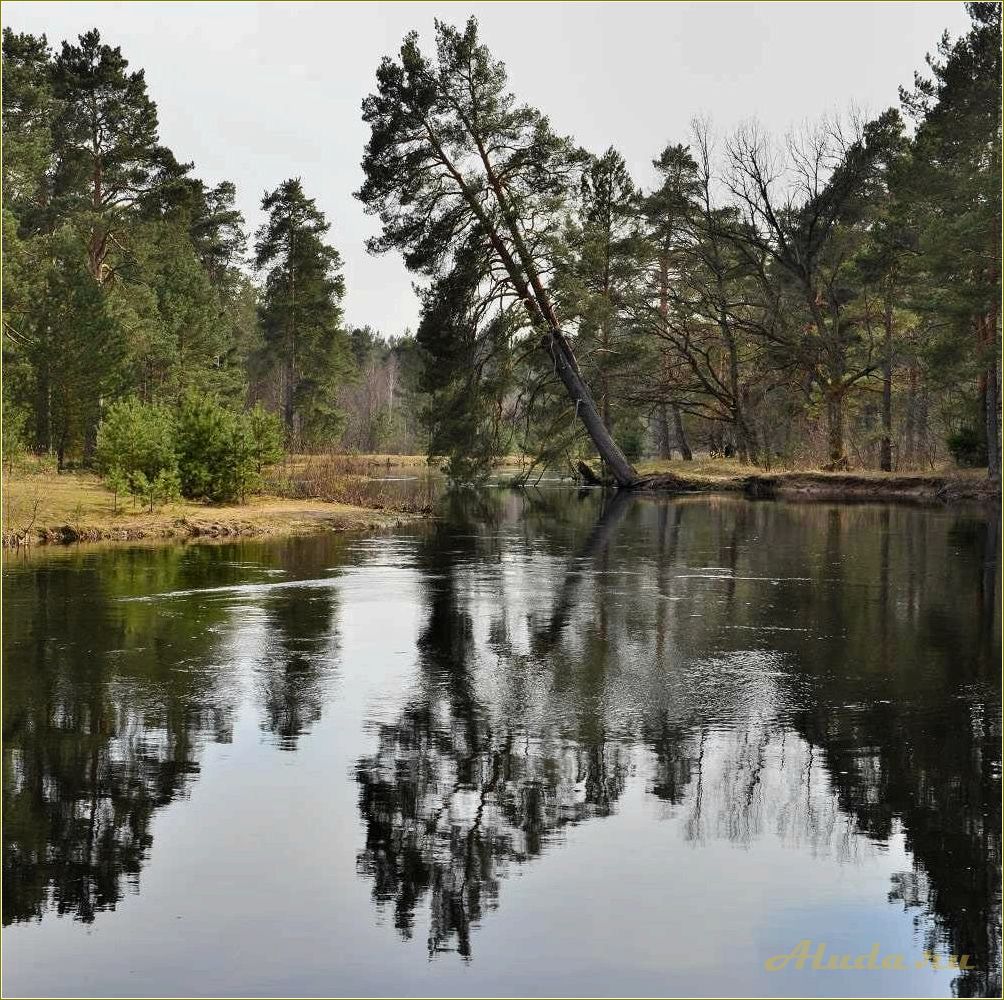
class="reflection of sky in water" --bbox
[3,492,999,997]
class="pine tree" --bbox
[852,119,913,471]
[357,17,639,485]
[132,219,242,401]
[901,1,1002,478]
[254,178,350,444]
[2,30,56,444]
[638,143,703,460]
[51,28,177,282]
[33,229,128,466]
[189,180,247,284]
[556,148,645,463]
[415,241,522,479]
[1,29,54,219]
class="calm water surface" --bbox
[3,489,1000,997]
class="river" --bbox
[2,487,1000,997]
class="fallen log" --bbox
[576,461,603,486]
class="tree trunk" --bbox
[576,460,603,486]
[285,261,297,437]
[442,135,638,486]
[723,322,747,462]
[987,361,1001,480]
[599,372,611,481]
[741,417,759,466]
[880,298,893,472]
[904,366,917,466]
[548,336,638,485]
[672,405,692,461]
[826,391,844,463]
[918,383,930,468]
[34,362,51,454]
[83,420,98,465]
[657,405,672,459]
[283,361,296,436]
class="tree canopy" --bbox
[2,8,1000,482]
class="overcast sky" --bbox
[5,1,972,334]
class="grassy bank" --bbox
[635,458,1000,504]
[279,453,437,474]
[2,465,428,548]
[5,453,996,549]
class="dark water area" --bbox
[2,489,1000,997]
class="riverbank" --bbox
[5,456,997,549]
[2,469,427,548]
[634,459,1001,504]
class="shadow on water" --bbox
[2,489,1001,995]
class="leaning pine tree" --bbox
[356,17,639,486]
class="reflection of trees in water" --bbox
[647,718,868,864]
[794,678,1000,997]
[356,719,628,957]
[4,493,998,997]
[2,535,346,928]
[782,510,1001,998]
[356,495,1001,993]
[355,501,631,956]
[246,536,344,749]
[2,546,240,925]
[255,588,339,750]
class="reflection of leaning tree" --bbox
[356,498,1001,990]
[355,507,629,956]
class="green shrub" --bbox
[946,425,988,467]
[246,404,284,473]
[129,468,182,512]
[175,393,235,501]
[96,398,179,511]
[98,395,284,507]
[176,395,283,503]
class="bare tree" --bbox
[721,114,898,463]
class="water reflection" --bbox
[253,544,342,750]
[352,494,1001,994]
[2,492,1000,996]
[355,502,632,956]
[2,546,241,925]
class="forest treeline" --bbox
[358,3,1001,482]
[2,4,1001,489]
[1,27,425,481]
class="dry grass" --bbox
[636,456,986,481]
[2,466,422,548]
[264,454,435,511]
[279,453,436,477]
[277,452,532,476]
[635,455,997,504]
[636,457,757,481]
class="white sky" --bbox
[4,1,973,334]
